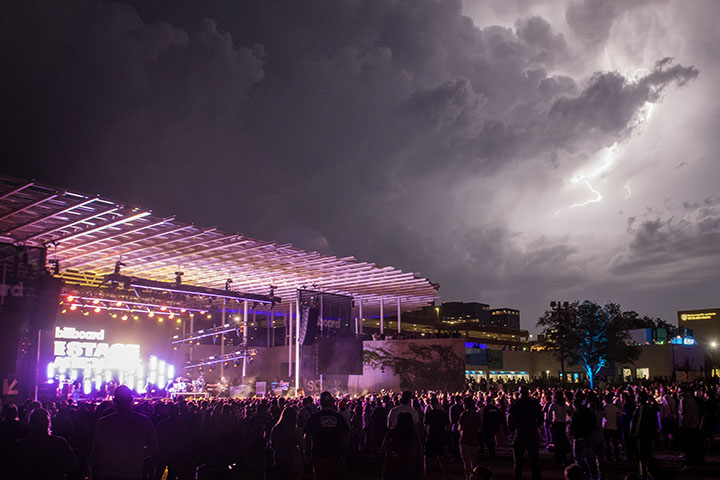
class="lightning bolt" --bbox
[624,180,632,199]
[554,181,603,218]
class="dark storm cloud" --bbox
[612,194,720,276]
[549,59,698,142]
[1,0,712,328]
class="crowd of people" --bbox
[0,378,718,480]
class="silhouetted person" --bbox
[9,408,78,480]
[508,385,542,480]
[678,386,703,469]
[458,397,482,480]
[630,391,657,479]
[0,403,22,453]
[270,406,304,480]
[304,391,349,480]
[91,385,158,480]
[482,396,500,459]
[381,412,423,480]
[156,403,192,479]
[569,397,598,480]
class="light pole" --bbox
[551,301,569,386]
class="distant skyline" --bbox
[3,1,719,332]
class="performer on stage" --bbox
[194,373,206,393]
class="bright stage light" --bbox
[94,307,102,313]
[67,296,75,302]
[47,362,55,379]
[83,380,92,395]
[70,304,78,311]
[92,299,100,305]
[167,364,175,379]
[148,312,155,318]
[70,369,78,380]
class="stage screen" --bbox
[318,335,363,375]
[40,307,182,396]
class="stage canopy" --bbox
[0,175,439,315]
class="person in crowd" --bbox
[424,395,450,472]
[388,390,421,432]
[249,402,273,461]
[659,387,677,450]
[458,397,482,480]
[91,385,158,480]
[0,403,22,453]
[371,397,389,453]
[381,412,424,480]
[563,463,583,480]
[263,404,282,480]
[508,385,543,480]
[448,395,464,460]
[155,402,192,480]
[298,396,315,431]
[9,408,79,480]
[678,386,703,469]
[620,391,636,462]
[701,388,717,450]
[569,396,598,480]
[482,395,500,460]
[270,406,304,480]
[350,404,365,454]
[304,391,350,479]
[630,391,659,479]
[602,393,622,461]
[548,390,570,467]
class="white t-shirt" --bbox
[548,402,568,424]
[387,404,420,430]
[602,403,620,430]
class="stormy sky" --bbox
[2,0,718,331]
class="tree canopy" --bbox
[537,300,641,388]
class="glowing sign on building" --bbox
[680,311,717,321]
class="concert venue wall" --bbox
[352,338,466,393]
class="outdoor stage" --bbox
[0,174,439,401]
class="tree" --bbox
[537,300,640,389]
[363,343,465,391]
[623,311,680,339]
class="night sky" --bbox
[2,0,718,331]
